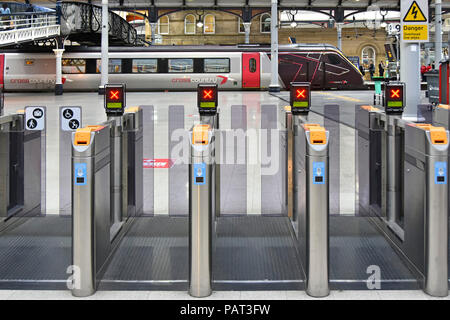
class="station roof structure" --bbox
[24,0,449,10]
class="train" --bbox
[0,44,365,91]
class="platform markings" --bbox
[316,92,363,103]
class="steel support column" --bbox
[435,0,443,68]
[100,0,109,94]
[269,0,280,92]
[400,41,421,118]
[53,48,64,96]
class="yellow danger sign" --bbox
[402,24,428,41]
[403,1,427,22]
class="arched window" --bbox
[158,15,169,35]
[184,14,196,34]
[204,14,215,34]
[361,46,376,71]
[260,13,271,33]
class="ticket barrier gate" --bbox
[292,119,330,298]
[0,111,43,230]
[189,124,216,298]
[357,105,449,297]
[71,107,143,297]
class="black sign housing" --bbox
[197,84,218,116]
[290,82,311,115]
[104,84,126,116]
[384,82,405,114]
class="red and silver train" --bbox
[0,44,365,91]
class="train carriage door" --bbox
[242,53,260,88]
[0,54,4,89]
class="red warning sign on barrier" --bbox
[143,158,174,169]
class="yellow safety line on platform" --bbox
[317,92,363,103]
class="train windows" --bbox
[327,54,341,65]
[168,59,194,73]
[249,58,257,73]
[62,59,86,74]
[96,59,122,73]
[204,59,230,73]
[260,13,271,33]
[132,59,158,73]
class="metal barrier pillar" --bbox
[109,116,123,231]
[385,114,403,228]
[355,106,383,217]
[122,107,143,218]
[104,84,126,234]
[295,122,330,298]
[189,124,214,297]
[0,87,4,116]
[285,107,294,219]
[71,125,111,297]
[404,124,449,297]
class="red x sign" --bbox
[390,89,400,99]
[203,90,213,99]
[109,90,120,100]
[296,89,306,99]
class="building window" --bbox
[204,58,230,73]
[361,46,376,71]
[238,18,245,33]
[168,59,194,73]
[184,14,196,34]
[260,13,271,33]
[158,15,169,35]
[204,14,215,34]
[132,59,158,73]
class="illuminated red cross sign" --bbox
[109,90,120,100]
[390,89,400,99]
[203,89,213,100]
[296,89,306,99]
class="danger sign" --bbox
[401,0,429,42]
[403,1,427,22]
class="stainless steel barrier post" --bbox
[0,87,4,116]
[71,125,111,297]
[404,124,449,297]
[189,124,214,297]
[104,84,126,235]
[285,106,294,220]
[295,122,330,298]
[385,114,403,228]
[122,107,143,218]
